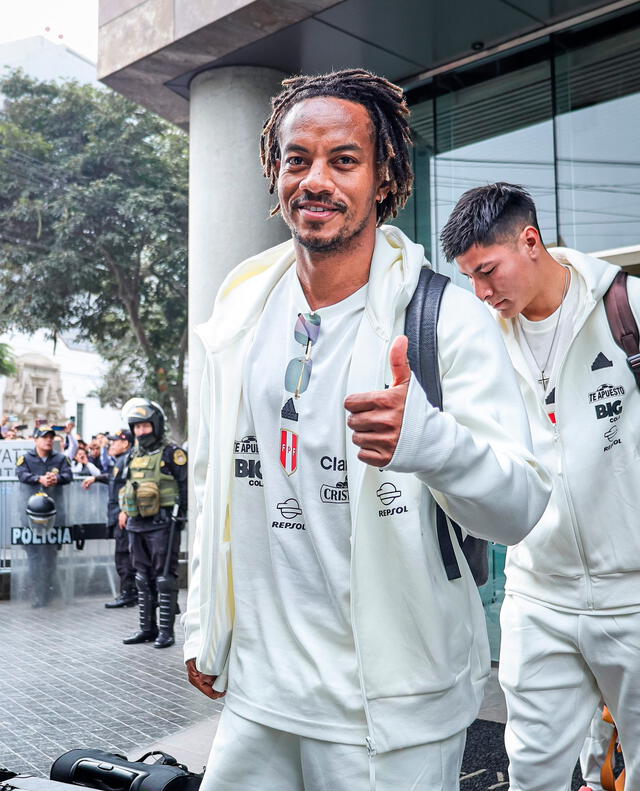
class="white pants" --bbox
[579,703,614,791]
[499,594,640,791]
[200,706,466,791]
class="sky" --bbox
[0,0,98,62]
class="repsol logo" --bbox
[378,506,408,517]
[604,439,622,452]
[588,384,625,403]
[235,458,262,486]
[594,400,622,420]
[12,527,72,545]
[271,521,306,530]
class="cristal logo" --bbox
[376,482,401,506]
[320,479,349,503]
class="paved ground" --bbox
[0,592,222,776]
[0,593,589,789]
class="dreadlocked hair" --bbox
[260,68,414,226]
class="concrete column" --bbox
[187,66,289,551]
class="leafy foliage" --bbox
[0,71,188,440]
[0,343,16,377]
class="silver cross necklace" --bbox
[519,266,570,392]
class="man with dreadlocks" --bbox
[183,69,550,790]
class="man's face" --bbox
[276,97,385,254]
[6,428,17,439]
[110,438,129,455]
[456,232,540,319]
[133,422,153,437]
[89,440,100,456]
[35,434,54,454]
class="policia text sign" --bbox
[11,526,73,545]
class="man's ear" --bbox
[522,225,541,258]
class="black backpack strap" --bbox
[405,267,462,581]
[604,270,640,389]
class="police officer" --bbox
[119,398,187,648]
[83,429,137,608]
[15,425,73,607]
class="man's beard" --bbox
[286,192,376,254]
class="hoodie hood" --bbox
[195,225,427,354]
[548,247,618,303]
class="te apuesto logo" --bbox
[588,383,625,403]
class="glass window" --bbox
[554,20,640,253]
[433,56,557,284]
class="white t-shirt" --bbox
[225,266,369,743]
[517,266,581,418]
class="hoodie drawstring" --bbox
[366,737,377,791]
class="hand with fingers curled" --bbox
[186,657,226,700]
[344,335,411,468]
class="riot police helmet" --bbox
[121,397,165,439]
[26,492,56,531]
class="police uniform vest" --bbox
[121,448,178,518]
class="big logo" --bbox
[280,429,298,476]
[594,400,622,420]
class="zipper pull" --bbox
[365,736,376,758]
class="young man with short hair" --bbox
[442,182,640,791]
[185,74,550,790]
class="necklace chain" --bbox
[519,266,570,391]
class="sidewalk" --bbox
[0,593,586,790]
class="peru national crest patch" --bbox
[280,429,298,476]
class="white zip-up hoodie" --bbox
[496,248,640,612]
[183,227,550,753]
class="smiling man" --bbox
[184,72,550,790]
[442,182,640,791]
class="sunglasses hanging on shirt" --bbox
[284,312,321,398]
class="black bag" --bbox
[405,266,489,587]
[50,750,203,791]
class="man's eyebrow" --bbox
[329,143,363,154]
[281,142,364,155]
[473,260,497,274]
[282,144,310,155]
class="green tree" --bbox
[0,342,16,377]
[0,71,188,440]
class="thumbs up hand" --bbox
[344,335,412,467]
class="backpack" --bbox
[603,270,640,389]
[404,266,489,587]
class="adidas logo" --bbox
[591,352,613,371]
[281,397,299,422]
